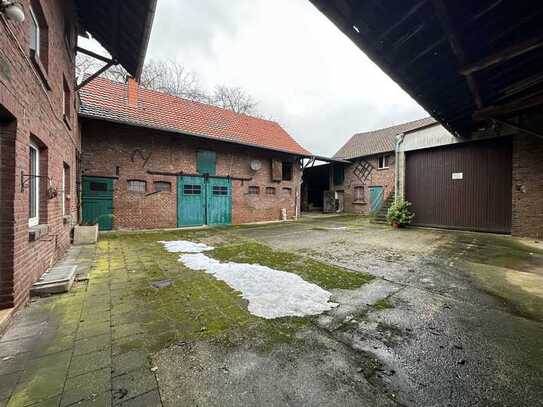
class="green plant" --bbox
[387,199,415,227]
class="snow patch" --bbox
[159,240,338,319]
[159,240,214,253]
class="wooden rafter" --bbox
[491,118,543,141]
[474,92,543,119]
[460,33,543,76]
[431,0,484,109]
[378,0,427,41]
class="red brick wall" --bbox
[512,134,543,239]
[331,153,395,214]
[81,120,301,229]
[0,0,80,309]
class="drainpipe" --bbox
[395,133,406,202]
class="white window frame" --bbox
[29,6,40,57]
[29,143,40,227]
[62,164,69,216]
[378,154,389,170]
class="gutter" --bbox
[394,132,406,201]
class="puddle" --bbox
[160,240,338,319]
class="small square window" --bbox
[154,181,171,193]
[378,155,389,170]
[282,187,292,195]
[266,187,276,195]
[248,186,260,195]
[127,180,146,193]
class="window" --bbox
[183,184,201,195]
[248,186,260,195]
[212,186,228,195]
[282,161,293,181]
[154,181,171,193]
[354,186,365,202]
[29,6,40,58]
[29,2,48,71]
[90,182,108,192]
[62,76,71,119]
[28,143,40,227]
[282,187,292,195]
[378,155,389,170]
[266,187,276,195]
[127,180,146,193]
[333,165,345,186]
[62,163,70,216]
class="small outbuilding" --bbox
[79,78,311,230]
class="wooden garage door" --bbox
[405,137,512,234]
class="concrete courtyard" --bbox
[1,215,542,406]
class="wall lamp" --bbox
[0,1,25,23]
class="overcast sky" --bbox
[82,0,427,156]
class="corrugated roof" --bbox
[79,77,311,156]
[333,117,436,160]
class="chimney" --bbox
[127,77,139,107]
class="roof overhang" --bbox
[76,0,157,79]
[79,113,312,158]
[310,1,543,136]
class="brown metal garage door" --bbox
[405,137,512,234]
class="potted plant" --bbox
[387,199,415,229]
[73,221,99,245]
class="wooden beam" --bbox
[474,92,543,119]
[76,61,116,90]
[76,47,117,65]
[460,33,543,76]
[492,118,543,141]
[378,0,427,41]
[431,0,484,108]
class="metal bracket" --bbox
[76,46,119,91]
[20,171,52,192]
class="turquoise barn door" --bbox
[177,176,206,227]
[369,186,384,214]
[206,177,232,225]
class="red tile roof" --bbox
[79,77,311,156]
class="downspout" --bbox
[395,133,406,202]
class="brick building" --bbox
[0,0,156,313]
[302,118,434,215]
[79,77,311,230]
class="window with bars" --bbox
[212,186,228,196]
[282,187,292,195]
[265,187,276,195]
[183,184,201,195]
[154,181,171,193]
[127,180,146,193]
[248,186,260,195]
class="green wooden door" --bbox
[82,177,114,231]
[206,178,232,225]
[178,176,206,227]
[369,186,384,214]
